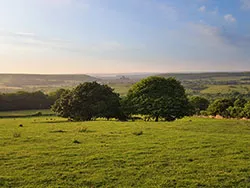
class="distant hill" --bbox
[0,74,99,93]
[158,72,250,80]
[1,72,250,97]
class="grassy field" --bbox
[1,117,250,187]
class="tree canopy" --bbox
[52,82,124,121]
[125,76,189,121]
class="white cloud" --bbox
[224,14,236,23]
[198,6,206,12]
[241,0,250,9]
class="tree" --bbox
[125,76,189,122]
[52,82,123,121]
[207,98,233,117]
[189,96,210,115]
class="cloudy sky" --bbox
[0,0,250,74]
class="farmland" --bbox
[1,117,250,187]
[1,72,250,98]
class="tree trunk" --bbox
[155,116,159,122]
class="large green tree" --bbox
[52,82,123,121]
[125,76,189,122]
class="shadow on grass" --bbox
[32,120,69,124]
[49,130,67,133]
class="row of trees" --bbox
[52,76,250,121]
[52,77,190,121]
[204,98,250,119]
[0,89,65,111]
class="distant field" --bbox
[0,117,249,187]
[1,72,250,96]
[109,83,133,96]
[201,85,250,94]
[0,109,53,117]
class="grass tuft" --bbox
[13,131,21,138]
[78,127,88,133]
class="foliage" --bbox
[242,101,250,118]
[189,96,210,115]
[52,82,124,121]
[48,89,68,102]
[0,91,53,111]
[226,106,243,119]
[234,98,247,108]
[125,76,189,121]
[51,89,72,119]
[207,98,234,117]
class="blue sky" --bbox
[0,0,250,74]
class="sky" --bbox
[0,0,250,74]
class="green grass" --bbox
[1,117,250,187]
[0,109,53,117]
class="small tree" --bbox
[125,76,189,122]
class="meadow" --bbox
[1,117,250,187]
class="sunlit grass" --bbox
[0,117,250,187]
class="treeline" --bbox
[2,76,250,121]
[0,89,65,111]
[202,98,250,119]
